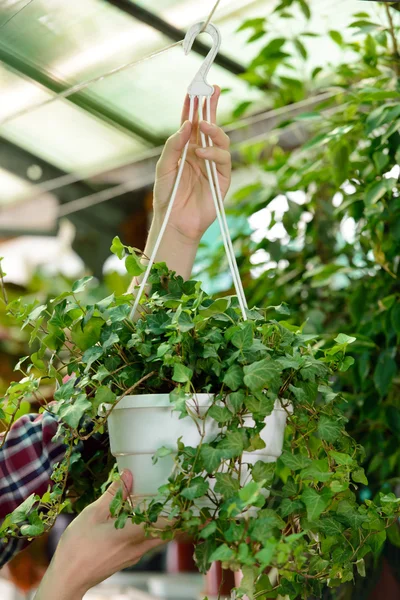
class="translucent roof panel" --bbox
[0,65,147,173]
[0,167,33,206]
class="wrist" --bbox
[35,559,86,600]
[151,212,202,248]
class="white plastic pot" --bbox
[107,394,291,500]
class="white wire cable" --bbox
[198,98,248,320]
[205,94,248,313]
[129,95,196,320]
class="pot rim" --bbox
[107,393,292,412]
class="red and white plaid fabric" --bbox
[0,411,65,567]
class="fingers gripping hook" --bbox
[184,22,222,97]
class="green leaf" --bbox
[93,386,116,411]
[329,451,354,466]
[209,544,235,562]
[301,488,331,521]
[54,378,76,401]
[231,323,254,350]
[319,517,345,536]
[329,30,343,46]
[152,446,173,465]
[10,494,37,524]
[58,393,92,429]
[172,363,193,383]
[72,276,93,294]
[180,477,209,500]
[279,498,304,518]
[20,512,45,537]
[218,431,244,459]
[251,461,275,485]
[255,540,277,567]
[229,390,245,413]
[125,254,145,277]
[223,364,244,391]
[82,346,104,369]
[208,404,232,423]
[109,487,123,517]
[336,501,367,528]
[294,38,307,59]
[177,312,195,332]
[71,318,103,352]
[200,445,223,473]
[280,451,311,471]
[317,416,342,443]
[374,349,397,397]
[334,334,356,345]
[300,459,333,482]
[115,512,129,529]
[200,521,217,539]
[243,359,280,392]
[110,236,125,259]
[352,468,368,485]
[214,473,240,499]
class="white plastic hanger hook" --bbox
[184,22,222,97]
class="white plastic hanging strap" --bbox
[130,22,248,321]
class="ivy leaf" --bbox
[125,254,144,277]
[300,459,333,482]
[223,365,244,391]
[54,378,76,401]
[93,386,116,412]
[110,236,125,259]
[109,487,123,517]
[318,517,345,536]
[10,494,37,525]
[200,445,223,473]
[209,544,235,562]
[218,432,244,459]
[317,416,342,443]
[58,394,92,429]
[214,473,240,499]
[301,488,332,521]
[279,498,304,518]
[336,500,367,528]
[255,540,277,567]
[181,477,209,500]
[72,276,93,294]
[334,334,356,345]
[152,446,173,465]
[208,404,232,423]
[280,451,312,471]
[329,451,354,466]
[20,512,45,537]
[82,346,104,369]
[172,364,193,383]
[200,521,217,539]
[251,461,275,485]
[352,468,368,485]
[231,323,254,351]
[229,390,245,413]
[243,359,280,392]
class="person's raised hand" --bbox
[35,471,164,600]
[154,85,232,244]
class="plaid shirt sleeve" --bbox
[0,411,66,567]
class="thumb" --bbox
[156,121,192,178]
[95,470,133,520]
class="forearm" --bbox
[34,560,84,600]
[129,214,199,293]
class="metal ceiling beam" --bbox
[0,137,126,277]
[105,0,246,76]
[0,45,163,146]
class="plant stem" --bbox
[385,4,400,76]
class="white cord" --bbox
[129,96,196,320]
[198,99,247,320]
[205,95,248,313]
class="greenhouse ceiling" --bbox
[0,0,373,227]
